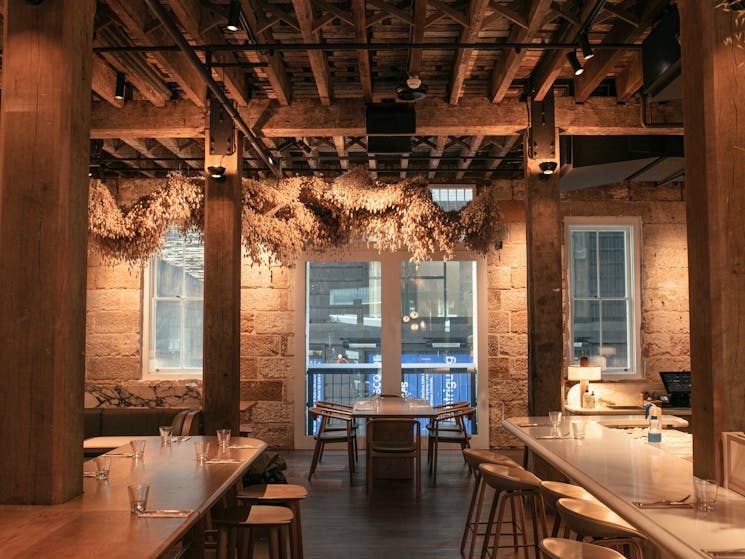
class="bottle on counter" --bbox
[648,406,662,443]
[582,388,595,409]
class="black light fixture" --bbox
[115,71,126,100]
[566,51,584,76]
[226,0,241,32]
[207,165,226,181]
[539,161,558,176]
[579,32,594,60]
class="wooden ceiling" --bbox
[23,0,682,182]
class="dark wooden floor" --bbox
[279,447,528,559]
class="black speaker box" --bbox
[366,103,416,134]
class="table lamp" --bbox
[567,364,602,408]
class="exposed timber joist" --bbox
[292,0,332,105]
[351,0,373,101]
[449,0,490,105]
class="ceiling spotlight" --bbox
[406,74,422,89]
[207,165,226,181]
[539,161,558,176]
[115,71,126,100]
[566,51,584,76]
[579,32,594,60]
[226,0,241,32]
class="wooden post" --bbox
[0,1,94,504]
[202,129,243,435]
[680,3,745,479]
[524,91,563,417]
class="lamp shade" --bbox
[567,365,602,381]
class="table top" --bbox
[566,404,692,417]
[352,398,436,418]
[0,435,266,559]
[504,417,745,559]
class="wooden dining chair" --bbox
[307,406,356,482]
[428,406,474,485]
[316,400,359,463]
[366,418,422,499]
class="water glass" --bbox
[127,483,149,514]
[549,410,562,426]
[571,421,586,440]
[194,440,210,464]
[130,439,146,460]
[216,428,231,449]
[159,425,174,445]
[693,477,718,512]
[95,456,111,480]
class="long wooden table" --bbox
[0,436,266,559]
[351,397,436,419]
[504,416,745,558]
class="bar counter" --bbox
[0,436,266,558]
[504,417,745,558]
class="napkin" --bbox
[137,510,194,518]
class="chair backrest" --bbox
[308,406,352,435]
[316,400,353,411]
[171,408,202,436]
[433,400,469,411]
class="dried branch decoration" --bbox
[88,169,505,266]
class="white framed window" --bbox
[143,227,204,377]
[566,217,642,380]
[430,186,474,212]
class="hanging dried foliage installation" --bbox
[88,169,505,267]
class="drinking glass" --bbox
[159,425,174,445]
[130,439,146,460]
[127,483,149,514]
[216,428,231,449]
[548,411,562,426]
[571,421,586,440]
[95,456,111,480]
[194,440,210,464]
[693,477,718,512]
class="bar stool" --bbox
[540,481,599,537]
[539,538,627,559]
[237,484,307,559]
[461,450,522,559]
[211,504,294,559]
[556,498,645,559]
[479,463,548,559]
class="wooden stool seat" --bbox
[211,505,293,559]
[541,481,599,537]
[237,484,307,559]
[480,463,541,491]
[461,451,524,559]
[556,498,644,559]
[540,538,627,559]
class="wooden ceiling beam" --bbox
[333,136,349,171]
[254,0,300,31]
[105,0,207,107]
[456,135,485,180]
[488,1,528,29]
[101,139,158,178]
[351,0,373,101]
[428,0,469,27]
[313,0,355,28]
[531,0,603,101]
[615,50,644,101]
[121,138,179,171]
[366,0,415,25]
[157,138,202,169]
[448,0,491,105]
[291,0,332,105]
[573,0,669,102]
[484,135,520,178]
[489,0,553,103]
[429,136,447,179]
[90,97,684,138]
[408,0,428,78]
[91,55,124,108]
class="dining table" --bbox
[0,435,266,559]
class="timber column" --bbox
[680,2,745,479]
[0,1,94,504]
[524,90,563,417]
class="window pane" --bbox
[157,260,184,297]
[572,300,600,360]
[183,301,203,368]
[571,231,597,298]
[601,300,629,368]
[598,231,627,298]
[154,301,181,368]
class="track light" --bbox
[226,0,241,32]
[579,32,594,60]
[539,161,558,177]
[566,51,584,76]
[115,71,126,100]
[207,165,226,181]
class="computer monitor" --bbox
[659,371,691,407]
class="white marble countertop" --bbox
[566,404,692,417]
[504,416,745,559]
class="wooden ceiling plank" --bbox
[425,12,447,27]
[312,12,337,33]
[92,55,124,108]
[428,135,447,179]
[105,0,207,107]
[601,4,640,26]
[456,135,485,180]
[291,0,332,105]
[122,138,177,171]
[488,1,528,29]
[549,1,579,26]
[256,15,281,34]
[615,50,644,101]
[428,0,469,27]
[531,0,603,101]
[484,134,519,178]
[573,0,669,102]
[240,0,292,106]
[366,11,389,28]
[255,0,301,31]
[333,136,349,171]
[101,140,158,177]
[351,0,373,101]
[448,0,491,105]
[366,0,415,25]
[158,138,202,169]
[314,0,356,27]
[409,0,428,77]
[489,0,553,103]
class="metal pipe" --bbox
[142,0,280,177]
[92,41,643,54]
